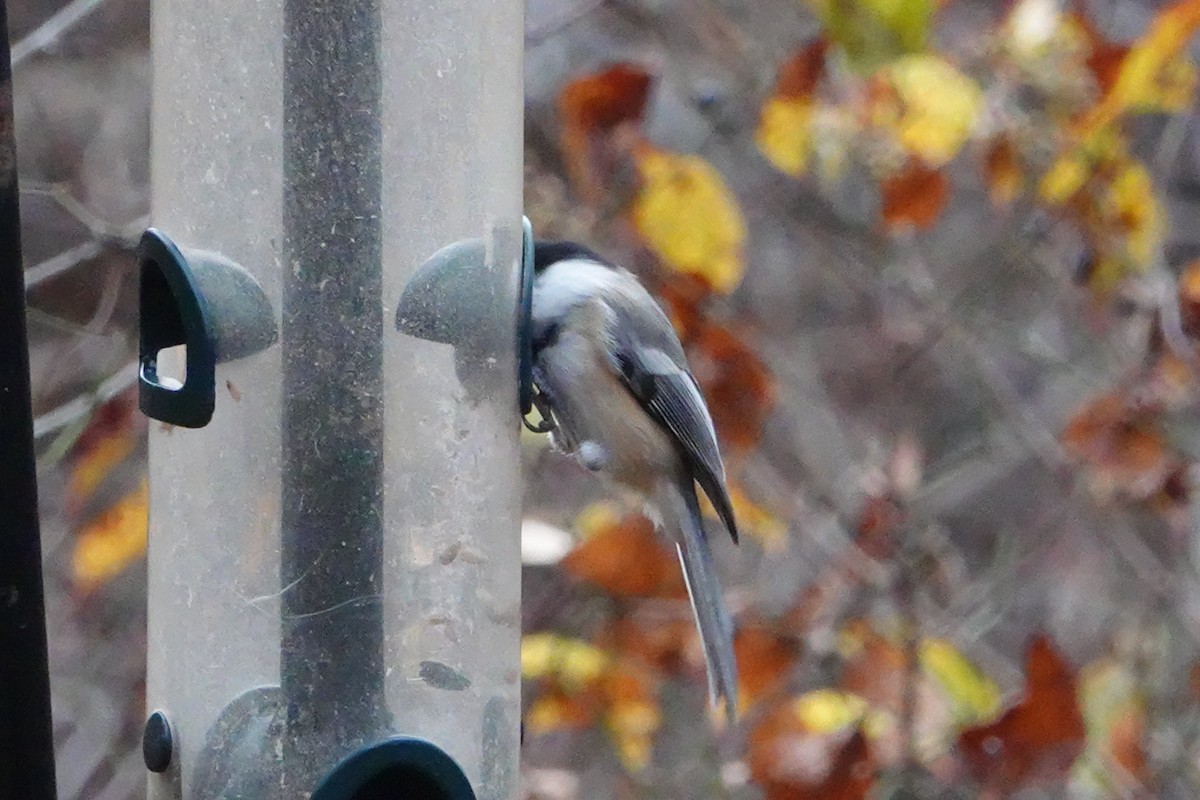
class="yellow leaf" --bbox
[521,633,611,688]
[756,97,815,177]
[811,0,934,70]
[794,689,869,733]
[1037,127,1125,204]
[607,697,661,771]
[1081,0,1200,132]
[526,692,593,735]
[876,54,982,167]
[1106,161,1163,269]
[920,638,1001,724]
[1039,149,1092,204]
[72,479,148,588]
[631,146,747,293]
[67,430,136,512]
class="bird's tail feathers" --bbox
[665,481,739,723]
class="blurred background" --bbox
[12,0,1200,796]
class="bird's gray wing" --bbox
[613,339,739,544]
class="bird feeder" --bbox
[141,0,524,796]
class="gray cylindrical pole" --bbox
[147,0,524,795]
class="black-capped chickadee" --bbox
[529,241,739,720]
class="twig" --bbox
[10,0,112,68]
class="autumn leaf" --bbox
[1102,160,1163,271]
[1061,393,1177,502]
[1081,0,1200,132]
[734,623,801,710]
[1039,137,1164,291]
[959,635,1086,790]
[558,63,654,202]
[838,621,1002,763]
[881,159,949,229]
[602,664,662,771]
[684,319,777,453]
[984,137,1024,207]
[920,638,1001,725]
[561,507,686,598]
[756,41,829,177]
[599,614,697,677]
[1069,9,1131,96]
[758,95,818,178]
[525,685,597,734]
[1178,259,1200,336]
[723,484,789,551]
[522,632,612,688]
[1074,658,1147,793]
[65,387,144,518]
[873,54,982,167]
[631,145,747,293]
[72,479,148,589]
[521,631,663,771]
[856,494,903,559]
[812,0,934,71]
[749,700,875,800]
[839,620,908,714]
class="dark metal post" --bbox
[280,0,387,791]
[0,1,59,796]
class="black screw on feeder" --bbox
[143,711,174,773]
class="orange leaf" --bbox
[558,64,653,202]
[1061,393,1175,502]
[561,512,685,598]
[840,620,907,713]
[687,321,776,453]
[1064,6,1131,97]
[602,663,662,770]
[881,160,949,230]
[65,387,143,517]
[984,137,1023,207]
[735,624,800,710]
[776,40,830,99]
[559,64,654,134]
[72,479,149,589]
[749,703,874,800]
[958,635,1085,790]
[601,615,697,676]
[1178,259,1200,336]
[1106,704,1146,785]
[526,684,602,734]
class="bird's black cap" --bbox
[532,240,613,273]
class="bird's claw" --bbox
[523,389,557,434]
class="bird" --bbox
[528,240,739,720]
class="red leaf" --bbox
[881,160,950,229]
[958,635,1085,791]
[558,64,653,202]
[775,40,830,99]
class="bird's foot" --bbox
[523,389,557,433]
